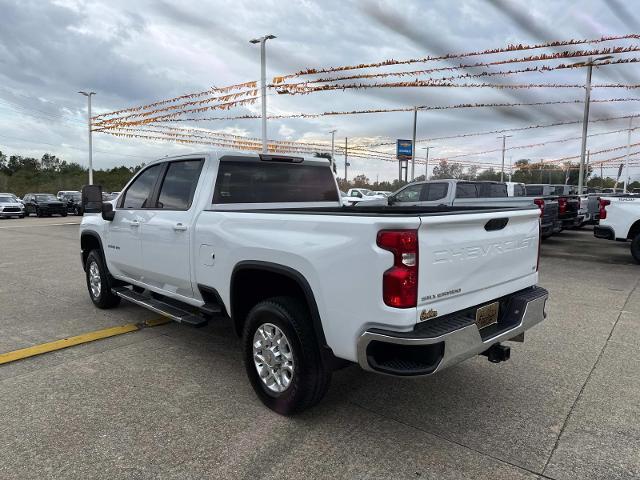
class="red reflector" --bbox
[377,230,419,308]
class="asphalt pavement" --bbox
[0,216,638,479]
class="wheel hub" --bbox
[252,323,294,393]
[89,261,101,298]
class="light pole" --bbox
[624,117,633,193]
[410,107,417,180]
[329,129,337,172]
[420,146,432,180]
[249,34,276,153]
[575,55,613,194]
[498,135,512,182]
[344,137,349,181]
[78,91,96,185]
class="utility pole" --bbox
[329,129,337,172]
[344,137,348,182]
[410,107,417,181]
[624,117,633,193]
[585,150,590,191]
[575,55,613,194]
[78,91,96,185]
[601,162,604,189]
[249,34,276,153]
[420,146,431,180]
[498,135,512,182]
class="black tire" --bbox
[61,211,67,217]
[19,215,24,219]
[85,250,121,309]
[36,207,43,218]
[631,234,640,264]
[242,296,331,415]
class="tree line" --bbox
[0,151,143,197]
[334,158,639,192]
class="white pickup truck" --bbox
[79,151,548,414]
[594,195,640,263]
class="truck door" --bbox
[140,159,204,298]
[107,163,164,281]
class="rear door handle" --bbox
[173,223,188,231]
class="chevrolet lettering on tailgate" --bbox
[433,236,536,264]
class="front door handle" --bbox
[173,223,188,232]
[130,220,140,227]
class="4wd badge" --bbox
[420,309,438,322]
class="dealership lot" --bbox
[0,217,638,479]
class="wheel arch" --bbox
[628,219,640,240]
[80,230,105,271]
[230,261,328,350]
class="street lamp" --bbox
[329,129,337,172]
[78,91,96,185]
[249,34,276,153]
[573,55,614,194]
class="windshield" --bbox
[0,196,14,203]
[35,194,58,201]
[361,189,375,196]
[65,193,81,200]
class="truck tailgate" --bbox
[416,208,539,321]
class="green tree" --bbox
[432,159,463,179]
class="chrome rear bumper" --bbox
[357,287,548,376]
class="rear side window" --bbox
[213,160,338,204]
[479,183,507,198]
[122,164,162,209]
[424,183,448,201]
[156,160,204,210]
[455,183,478,198]
[526,186,543,196]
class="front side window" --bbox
[514,184,525,197]
[350,191,362,198]
[213,160,338,204]
[425,183,448,201]
[156,160,204,210]
[394,184,423,202]
[122,164,163,209]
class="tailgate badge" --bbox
[420,309,438,322]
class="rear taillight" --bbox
[599,198,610,219]
[558,197,567,214]
[533,198,545,217]
[377,230,418,308]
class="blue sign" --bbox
[397,139,413,158]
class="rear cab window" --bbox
[212,157,339,204]
[455,183,479,198]
[478,183,507,198]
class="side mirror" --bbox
[387,196,395,205]
[101,202,115,221]
[81,185,103,213]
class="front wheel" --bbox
[631,234,640,264]
[242,296,331,415]
[85,250,121,309]
[61,211,67,217]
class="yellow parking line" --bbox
[0,318,172,365]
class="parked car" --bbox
[379,180,558,238]
[594,195,640,263]
[60,191,84,215]
[0,194,25,218]
[0,193,24,206]
[57,190,81,200]
[79,151,547,414]
[344,188,387,205]
[23,193,67,217]
[577,194,600,227]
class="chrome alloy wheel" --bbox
[89,261,102,299]
[253,323,295,393]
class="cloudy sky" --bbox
[0,0,639,182]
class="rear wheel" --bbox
[85,250,121,309]
[242,296,331,415]
[61,211,67,217]
[36,207,43,217]
[631,234,640,264]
